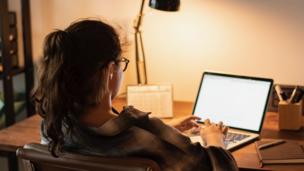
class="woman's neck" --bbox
[80,97,117,127]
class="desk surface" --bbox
[0,98,303,171]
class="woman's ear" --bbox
[107,61,115,80]
[102,61,115,99]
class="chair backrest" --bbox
[16,143,161,171]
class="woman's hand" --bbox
[200,119,228,148]
[170,116,201,132]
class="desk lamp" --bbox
[134,0,180,84]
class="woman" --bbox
[33,19,238,171]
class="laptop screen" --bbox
[193,72,273,132]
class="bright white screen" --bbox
[193,74,272,132]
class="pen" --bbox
[291,88,304,103]
[288,86,298,103]
[274,85,284,102]
[258,139,285,150]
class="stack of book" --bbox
[256,140,304,166]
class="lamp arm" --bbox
[134,0,148,84]
[134,0,146,31]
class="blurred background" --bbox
[7,0,304,101]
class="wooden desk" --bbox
[0,99,303,171]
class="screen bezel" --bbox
[192,71,273,133]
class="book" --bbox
[256,140,304,165]
[127,84,173,118]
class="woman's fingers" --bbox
[182,116,200,125]
[183,120,200,130]
[204,119,228,134]
[222,126,228,135]
[183,116,201,123]
[191,126,201,134]
[218,121,223,128]
[204,119,211,126]
[190,120,200,128]
[191,116,202,120]
[217,121,228,134]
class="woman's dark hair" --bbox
[32,19,122,156]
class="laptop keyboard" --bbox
[224,132,250,145]
[188,130,251,149]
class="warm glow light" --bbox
[28,0,304,101]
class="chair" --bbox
[16,143,161,171]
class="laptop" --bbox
[190,72,273,151]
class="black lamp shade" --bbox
[149,0,180,12]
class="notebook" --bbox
[256,140,304,165]
[190,72,273,151]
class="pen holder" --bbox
[278,101,302,130]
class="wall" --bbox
[143,0,304,101]
[10,0,304,101]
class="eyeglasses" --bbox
[115,57,129,72]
